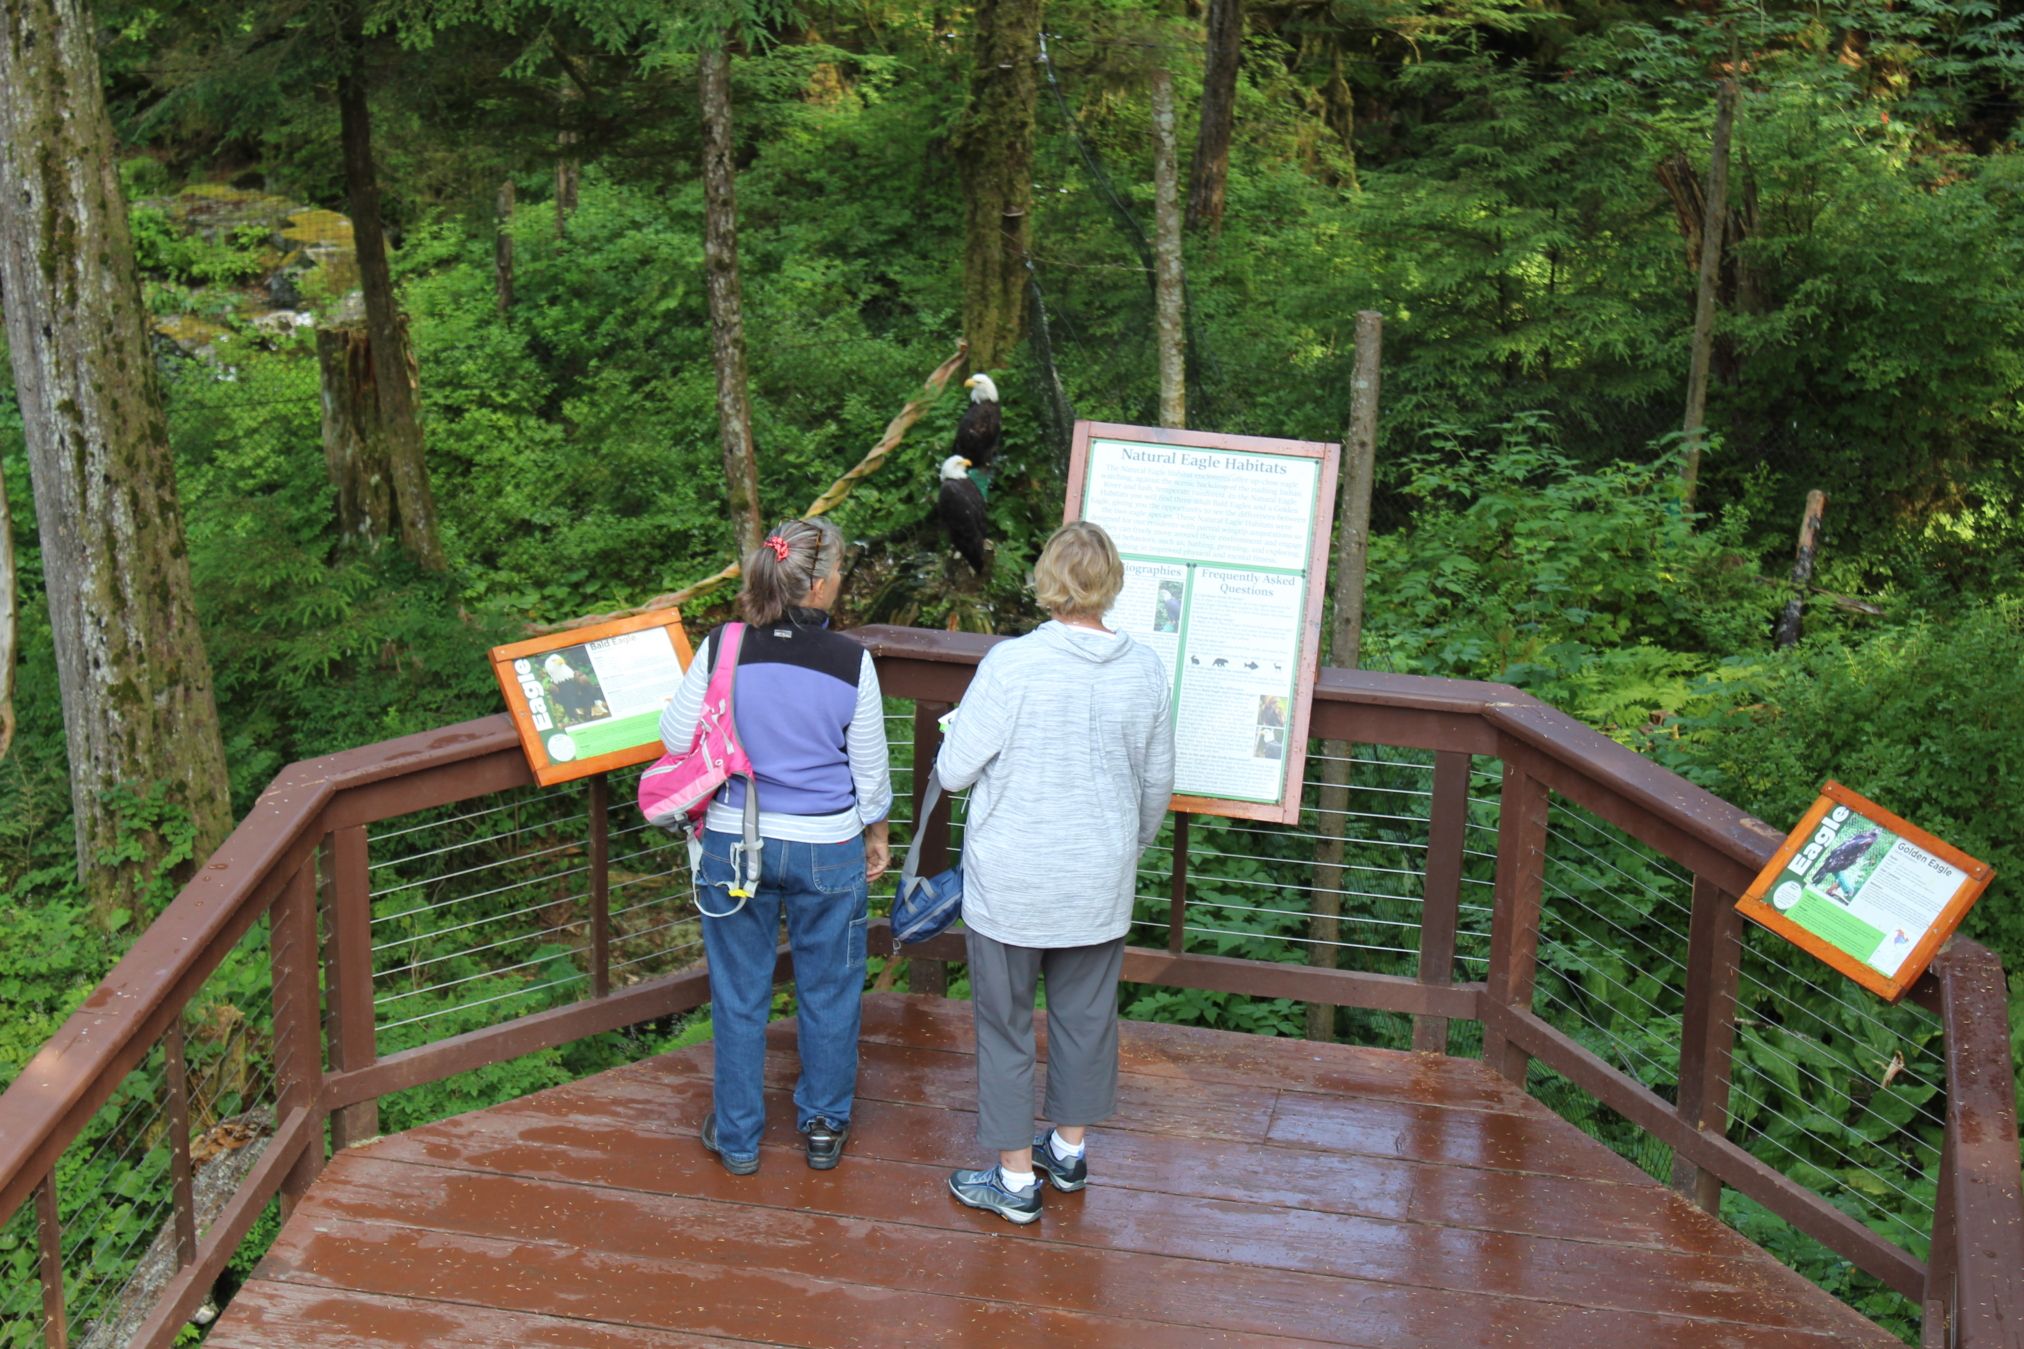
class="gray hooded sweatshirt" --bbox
[937,620,1176,948]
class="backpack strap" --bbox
[709,624,765,902]
[899,768,946,895]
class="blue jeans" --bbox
[697,828,869,1161]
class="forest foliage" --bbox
[1,0,2023,1335]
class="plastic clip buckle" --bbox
[725,837,765,899]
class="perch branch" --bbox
[530,341,968,635]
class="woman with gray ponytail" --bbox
[658,517,892,1175]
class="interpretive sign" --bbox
[490,610,695,786]
[1736,780,1995,1002]
[1065,421,1340,823]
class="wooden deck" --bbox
[209,993,1899,1349]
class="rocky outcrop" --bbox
[139,185,362,358]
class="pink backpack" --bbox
[637,623,763,915]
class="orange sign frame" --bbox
[1735,780,1995,1002]
[489,609,695,786]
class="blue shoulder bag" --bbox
[893,770,963,944]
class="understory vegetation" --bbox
[3,0,2024,1337]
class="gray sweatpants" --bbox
[966,929,1127,1151]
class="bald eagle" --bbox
[938,454,989,573]
[955,374,1002,468]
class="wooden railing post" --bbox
[1925,940,2024,1348]
[273,859,326,1214]
[36,1170,66,1349]
[1412,751,1469,1053]
[164,1015,197,1266]
[1306,752,1350,1043]
[1483,761,1550,1086]
[1670,875,1742,1214]
[589,772,611,999]
[1168,813,1191,953]
[325,826,379,1150]
[909,701,952,996]
[1923,1128,1958,1349]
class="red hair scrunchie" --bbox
[763,535,791,561]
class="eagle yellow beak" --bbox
[961,458,972,467]
[963,375,980,388]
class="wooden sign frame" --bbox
[1066,420,1341,825]
[489,609,695,786]
[1735,780,1995,1002]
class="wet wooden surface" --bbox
[210,993,1898,1348]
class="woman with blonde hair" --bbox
[939,520,1175,1222]
[659,517,891,1174]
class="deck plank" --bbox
[254,1216,1336,1349]
[256,1211,1884,1349]
[592,1038,1654,1182]
[850,994,1552,1116]
[369,1091,1749,1254]
[300,1149,1871,1334]
[218,994,1905,1349]
[204,1281,774,1349]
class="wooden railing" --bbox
[0,625,2016,1347]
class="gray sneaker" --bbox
[947,1166,1042,1224]
[1029,1129,1088,1193]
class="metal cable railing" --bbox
[0,641,2014,1349]
[0,918,283,1349]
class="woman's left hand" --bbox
[864,821,891,885]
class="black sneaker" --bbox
[700,1111,759,1175]
[804,1118,849,1170]
[948,1166,1042,1224]
[1029,1129,1088,1193]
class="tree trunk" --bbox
[952,0,1039,371]
[317,324,397,549]
[0,0,232,915]
[556,83,581,237]
[336,58,447,571]
[494,178,515,318]
[700,42,764,560]
[1151,69,1186,430]
[0,455,14,761]
[1307,311,1382,1042]
[1681,80,1738,514]
[1187,0,1244,235]
[1774,491,1826,649]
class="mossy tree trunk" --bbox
[700,41,764,560]
[0,455,14,760]
[337,54,447,571]
[556,80,582,238]
[1151,69,1186,430]
[0,0,232,915]
[1187,0,1244,234]
[952,0,1039,372]
[316,324,399,549]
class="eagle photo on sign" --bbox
[1768,804,1965,979]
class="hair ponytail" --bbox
[738,518,844,626]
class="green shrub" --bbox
[1649,599,2024,966]
[1361,415,1781,713]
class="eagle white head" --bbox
[939,454,973,480]
[964,374,999,403]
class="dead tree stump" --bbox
[316,323,397,551]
